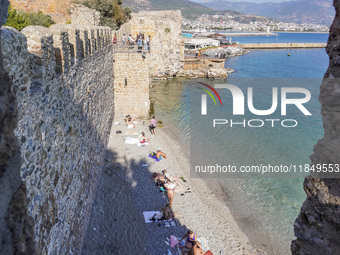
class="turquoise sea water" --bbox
[150,33,329,254]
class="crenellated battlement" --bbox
[20,25,111,80]
[1,24,115,254]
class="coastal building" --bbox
[185,38,220,50]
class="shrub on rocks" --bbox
[4,5,55,31]
[74,0,132,29]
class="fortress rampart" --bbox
[1,23,114,254]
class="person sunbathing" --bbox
[161,204,175,221]
[124,116,135,128]
[151,172,165,182]
[139,132,150,144]
[164,180,190,208]
[180,230,200,250]
[189,241,205,255]
[162,170,186,182]
[156,149,167,160]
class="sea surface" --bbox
[150,33,329,254]
[231,32,329,44]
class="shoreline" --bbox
[161,119,278,255]
[149,124,258,254]
[149,77,298,255]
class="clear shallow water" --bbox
[150,36,329,254]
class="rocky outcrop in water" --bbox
[201,46,248,59]
[291,1,340,254]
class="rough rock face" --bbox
[0,0,9,26]
[291,1,340,254]
[71,4,100,27]
[178,67,234,79]
[0,2,36,254]
[201,46,248,58]
[9,0,73,23]
[1,23,113,254]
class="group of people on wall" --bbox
[112,32,151,51]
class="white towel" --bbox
[125,137,139,145]
[143,211,164,223]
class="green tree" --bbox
[75,0,131,30]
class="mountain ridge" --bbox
[199,0,334,25]
[123,0,216,18]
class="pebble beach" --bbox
[81,118,268,255]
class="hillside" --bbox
[123,0,216,18]
[200,0,334,25]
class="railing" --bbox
[113,43,150,59]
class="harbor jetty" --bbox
[240,42,326,49]
[223,32,277,37]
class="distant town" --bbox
[183,13,329,33]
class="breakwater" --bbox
[240,43,326,49]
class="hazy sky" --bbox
[192,0,289,3]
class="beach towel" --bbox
[148,154,161,162]
[197,237,210,252]
[143,211,164,223]
[170,236,179,247]
[125,137,139,145]
[137,142,149,146]
[122,131,139,135]
[125,137,149,146]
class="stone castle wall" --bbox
[0,0,36,254]
[71,4,100,27]
[119,10,185,78]
[113,52,150,117]
[9,0,72,23]
[1,23,114,254]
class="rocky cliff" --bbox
[291,1,340,254]
[0,0,36,254]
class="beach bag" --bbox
[170,236,179,247]
[116,130,122,134]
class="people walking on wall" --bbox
[127,34,132,45]
[143,37,148,51]
[122,34,126,44]
[149,116,156,134]
[137,37,143,51]
[195,50,199,58]
[147,35,151,51]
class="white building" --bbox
[184,38,221,50]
